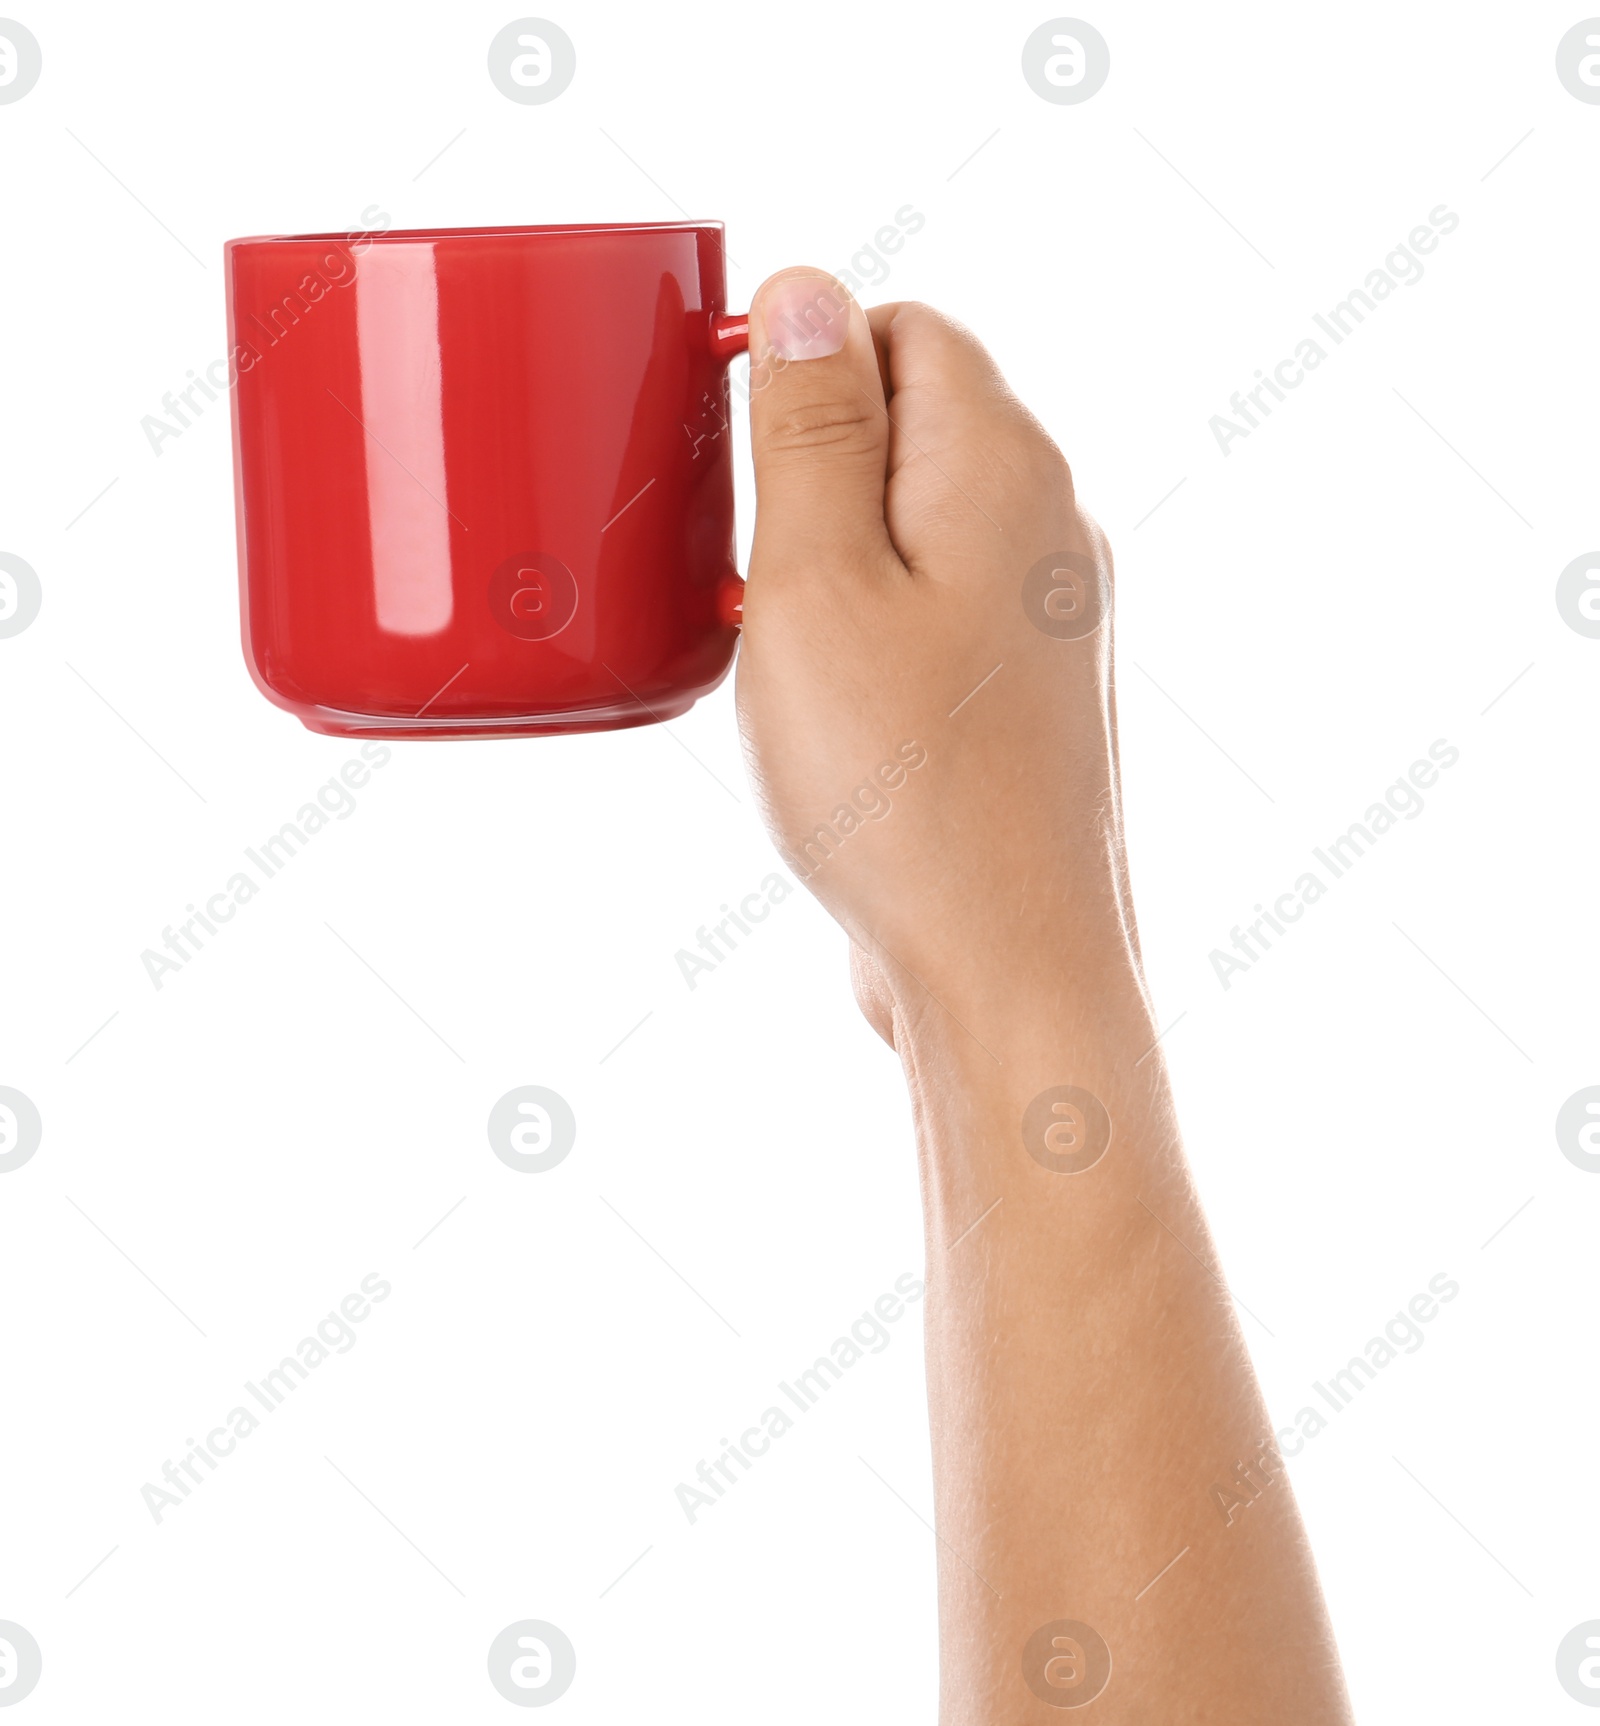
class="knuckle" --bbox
[890,299,937,328]
[761,395,882,461]
[894,301,989,369]
[993,412,1074,492]
[893,301,960,343]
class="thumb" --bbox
[745,267,894,571]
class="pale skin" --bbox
[734,267,1356,1724]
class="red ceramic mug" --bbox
[225,221,749,738]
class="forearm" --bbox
[892,955,1353,1724]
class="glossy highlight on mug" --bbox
[225,220,748,739]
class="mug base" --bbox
[296,694,698,741]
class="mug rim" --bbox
[226,219,724,249]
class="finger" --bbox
[862,300,1075,569]
[864,300,1048,454]
[746,267,897,574]
[868,317,893,402]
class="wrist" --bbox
[882,941,1183,1243]
[891,958,1165,1129]
[877,907,1154,1076]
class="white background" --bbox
[1,1,1596,1719]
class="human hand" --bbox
[735,267,1136,1047]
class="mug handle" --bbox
[709,309,749,361]
[709,309,750,626]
